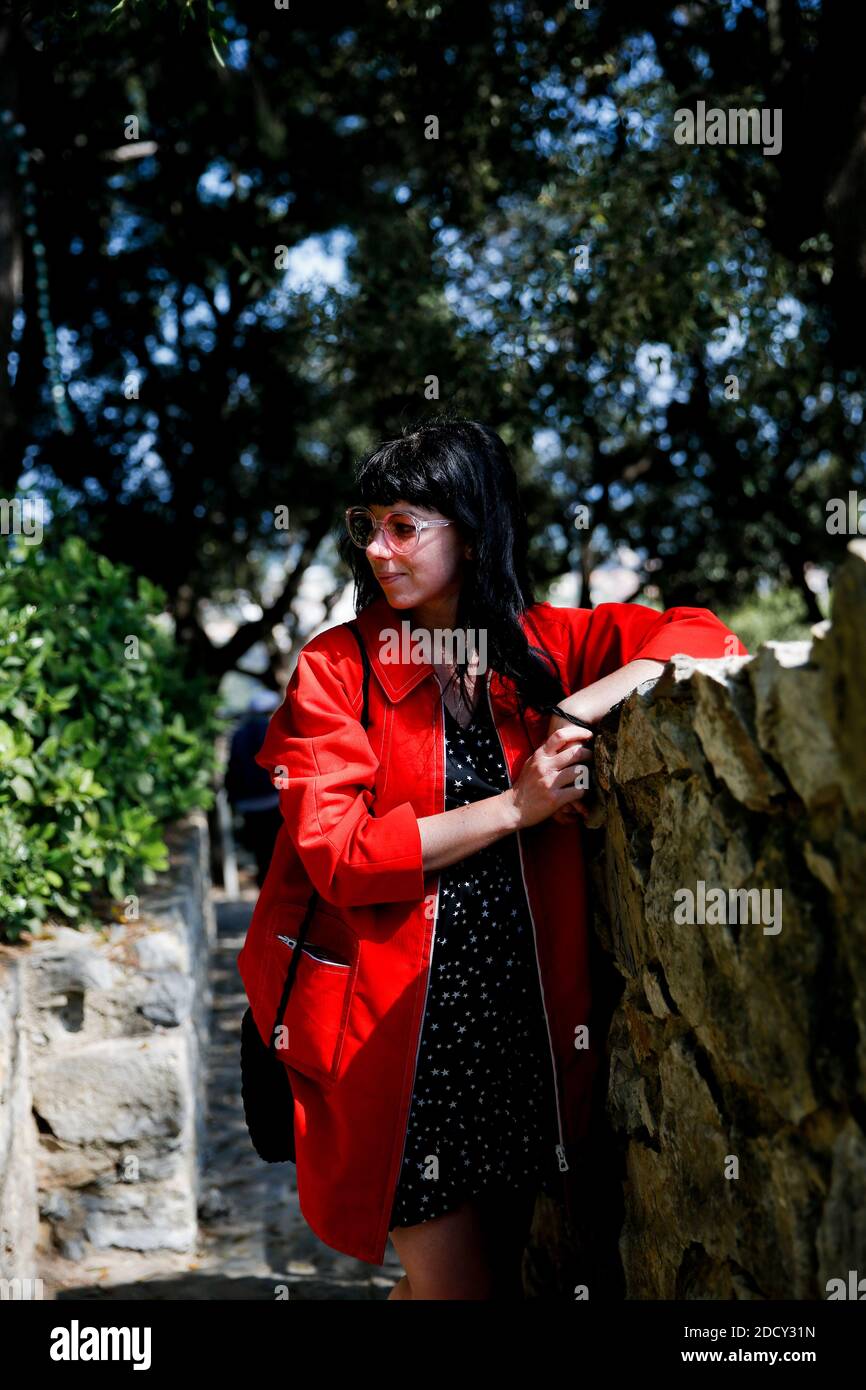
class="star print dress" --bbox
[389,692,562,1230]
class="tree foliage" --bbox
[1,0,862,681]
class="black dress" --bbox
[389,691,562,1230]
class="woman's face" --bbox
[364,499,472,613]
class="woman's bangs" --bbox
[358,440,449,515]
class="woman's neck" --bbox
[406,596,459,634]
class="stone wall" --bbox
[578,539,866,1299]
[0,811,215,1281]
[0,952,38,1281]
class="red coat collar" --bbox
[353,596,445,704]
[352,595,562,705]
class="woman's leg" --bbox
[386,1274,412,1300]
[386,1184,539,1301]
[388,1199,494,1300]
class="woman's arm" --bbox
[420,607,746,855]
[417,792,521,874]
[419,650,668,870]
[547,658,667,822]
[552,657,667,728]
[417,725,592,873]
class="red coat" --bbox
[237,594,747,1264]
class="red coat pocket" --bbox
[266,900,359,1086]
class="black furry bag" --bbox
[240,620,371,1164]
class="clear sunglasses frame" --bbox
[344,506,455,554]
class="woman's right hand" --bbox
[509,725,594,829]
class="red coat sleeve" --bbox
[559,602,749,690]
[254,635,426,909]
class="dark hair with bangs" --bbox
[337,413,576,725]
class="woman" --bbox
[236,417,747,1300]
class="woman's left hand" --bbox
[545,711,594,823]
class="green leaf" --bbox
[11,776,34,803]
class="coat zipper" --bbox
[389,686,445,1216]
[485,672,570,1177]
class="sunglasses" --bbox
[344,506,455,554]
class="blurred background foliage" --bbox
[0,0,863,928]
[2,0,861,679]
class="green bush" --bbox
[0,538,223,941]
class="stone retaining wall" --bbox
[579,540,866,1299]
[0,811,214,1281]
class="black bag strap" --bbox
[268,618,370,1053]
[346,619,372,728]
